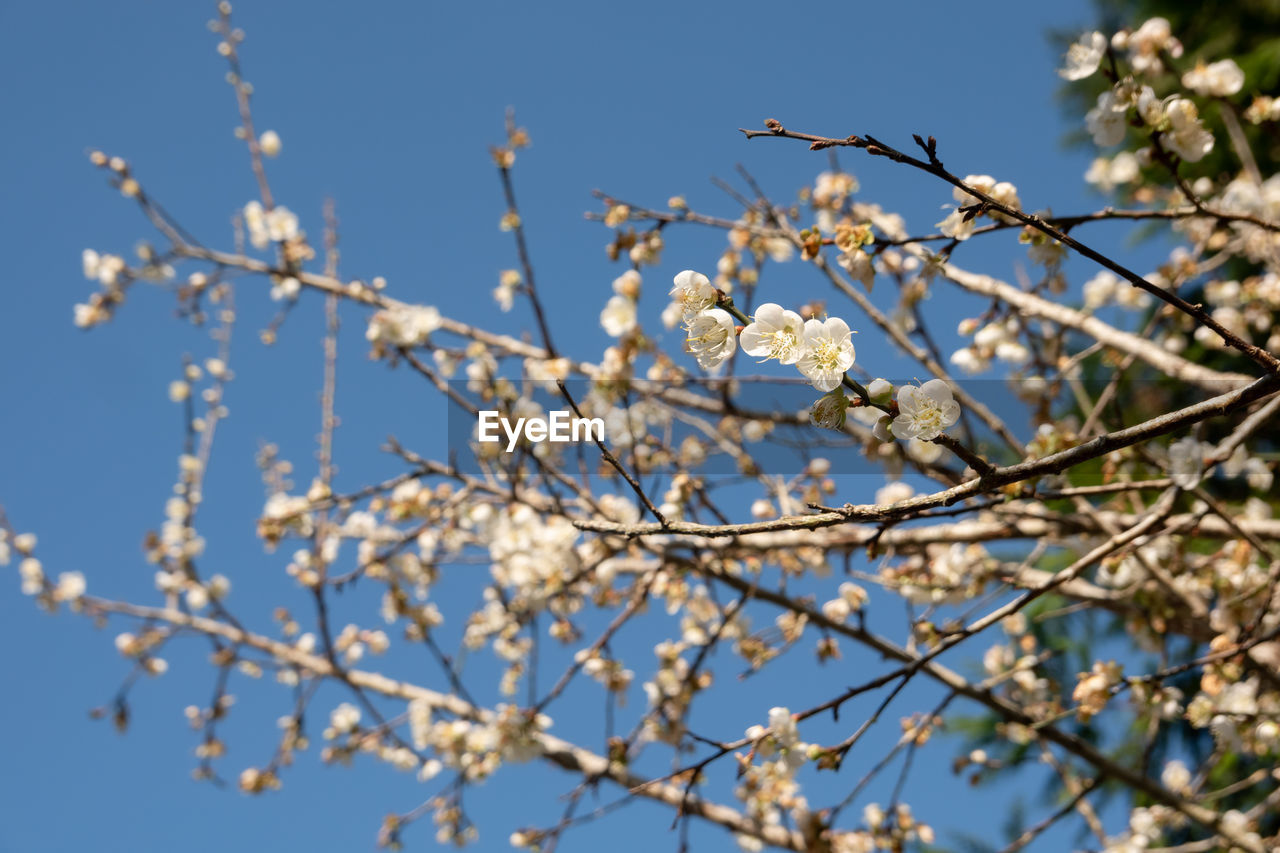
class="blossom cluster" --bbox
[19,8,1280,853]
[668,270,964,443]
[1063,21,1225,163]
[735,707,813,832]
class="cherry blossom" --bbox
[20,11,1280,852]
[1121,17,1183,75]
[809,388,849,430]
[1168,436,1208,489]
[891,380,960,441]
[1059,31,1107,81]
[1085,151,1140,191]
[740,302,805,364]
[796,317,855,391]
[1182,59,1245,97]
[365,304,443,347]
[1162,98,1214,162]
[669,269,716,322]
[1086,90,1128,147]
[599,294,636,337]
[683,308,737,370]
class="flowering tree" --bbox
[7,4,1280,852]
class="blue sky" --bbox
[0,1,1178,851]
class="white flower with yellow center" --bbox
[740,303,805,364]
[1086,90,1127,147]
[1059,31,1107,81]
[796,317,855,391]
[1127,17,1182,75]
[684,308,736,370]
[892,379,960,441]
[670,270,717,323]
[1182,59,1245,97]
[810,388,849,430]
[1163,98,1214,163]
[599,294,636,337]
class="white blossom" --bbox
[1160,759,1191,794]
[670,270,717,323]
[270,276,301,301]
[258,130,282,157]
[1182,59,1244,97]
[660,300,683,329]
[837,247,876,289]
[1168,436,1207,489]
[599,295,636,337]
[328,702,361,736]
[740,303,805,364]
[810,388,849,430]
[1083,271,1119,309]
[366,305,442,347]
[54,571,86,601]
[995,340,1029,365]
[1135,86,1164,127]
[950,347,990,375]
[684,308,737,370]
[612,269,641,297]
[1059,32,1107,81]
[892,380,960,441]
[244,201,301,249]
[1162,98,1214,162]
[1244,457,1274,492]
[876,481,915,505]
[73,303,105,328]
[19,558,44,595]
[813,171,858,206]
[796,317,856,391]
[936,176,1021,239]
[1085,152,1140,192]
[1086,90,1128,147]
[1126,17,1183,75]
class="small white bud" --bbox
[258,130,282,158]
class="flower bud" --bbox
[866,378,893,404]
[258,130,282,157]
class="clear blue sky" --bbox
[0,1,1169,851]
